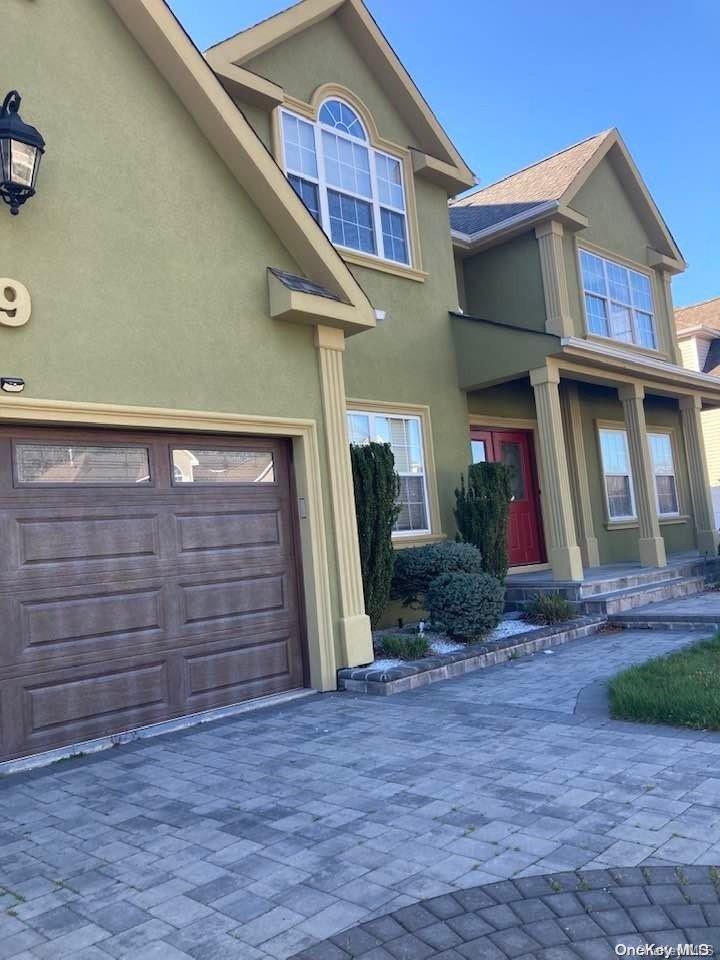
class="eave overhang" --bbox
[451,202,588,256]
[676,325,720,342]
[558,337,720,409]
[268,269,373,334]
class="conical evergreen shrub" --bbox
[350,442,400,627]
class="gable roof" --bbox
[205,0,475,193]
[450,128,685,265]
[107,0,374,332]
[675,296,720,332]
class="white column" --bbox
[560,381,600,568]
[314,325,373,667]
[679,395,719,555]
[618,383,666,568]
[530,365,584,581]
[535,220,574,337]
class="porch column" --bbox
[679,395,719,555]
[618,383,667,568]
[560,381,600,567]
[314,325,373,667]
[530,365,584,581]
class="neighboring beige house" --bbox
[676,297,720,526]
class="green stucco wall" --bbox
[576,383,695,563]
[241,14,472,542]
[2,0,322,421]
[461,233,547,333]
[243,15,416,149]
[467,379,535,420]
[2,0,345,636]
[564,157,677,358]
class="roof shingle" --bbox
[675,296,720,332]
[449,130,613,235]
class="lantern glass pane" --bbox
[11,141,36,187]
[0,139,10,182]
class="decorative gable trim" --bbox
[206,0,475,193]
[559,130,685,266]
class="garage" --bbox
[0,426,306,763]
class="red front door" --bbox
[470,428,545,567]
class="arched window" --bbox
[280,97,410,265]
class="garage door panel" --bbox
[179,572,287,628]
[15,512,161,568]
[19,587,165,659]
[19,662,172,753]
[175,509,282,555]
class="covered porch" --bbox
[453,314,720,584]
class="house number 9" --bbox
[0,279,31,327]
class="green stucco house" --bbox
[1,0,719,764]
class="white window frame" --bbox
[347,410,430,538]
[598,428,637,522]
[579,248,658,351]
[280,100,411,267]
[648,431,680,518]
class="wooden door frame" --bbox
[468,416,550,574]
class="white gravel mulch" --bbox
[369,615,544,668]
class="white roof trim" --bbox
[560,336,720,391]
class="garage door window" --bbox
[14,443,150,485]
[171,448,275,484]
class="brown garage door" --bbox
[0,426,306,762]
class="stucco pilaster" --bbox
[530,365,584,581]
[560,381,600,568]
[314,324,372,667]
[618,383,667,568]
[535,220,574,337]
[679,395,719,555]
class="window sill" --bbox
[392,532,446,550]
[585,333,670,362]
[340,248,428,283]
[605,515,690,530]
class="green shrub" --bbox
[379,634,430,660]
[391,541,484,608]
[350,442,400,627]
[454,462,512,581]
[426,571,504,641]
[524,592,574,625]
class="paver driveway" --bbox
[2,628,720,959]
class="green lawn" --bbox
[609,634,720,730]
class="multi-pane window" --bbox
[580,249,657,350]
[348,411,429,535]
[598,429,636,520]
[281,99,410,265]
[648,433,679,516]
[599,428,680,521]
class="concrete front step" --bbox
[579,575,706,616]
[505,557,715,608]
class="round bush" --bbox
[426,571,504,641]
[391,541,483,608]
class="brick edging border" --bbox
[337,617,607,696]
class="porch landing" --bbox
[505,552,717,617]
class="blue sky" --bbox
[169,0,719,308]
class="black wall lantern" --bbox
[0,91,45,215]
